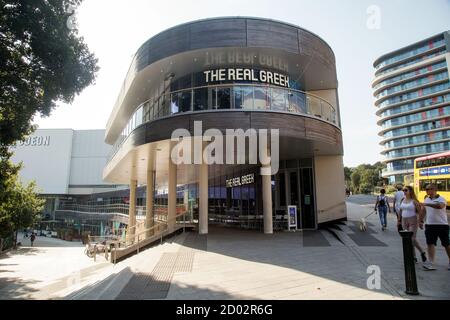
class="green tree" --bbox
[0,171,44,248]
[344,167,352,185]
[351,171,361,193]
[0,0,98,204]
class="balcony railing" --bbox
[107,84,338,162]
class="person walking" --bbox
[375,189,391,231]
[398,186,427,263]
[420,184,450,271]
[30,233,36,247]
[393,185,405,232]
[393,185,405,219]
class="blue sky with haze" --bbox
[33,0,450,167]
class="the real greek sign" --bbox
[226,173,255,188]
[204,68,290,88]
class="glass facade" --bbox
[109,83,337,161]
[375,47,446,77]
[378,81,450,108]
[374,61,447,91]
[385,141,450,159]
[380,93,450,118]
[375,71,448,100]
[381,105,450,129]
[375,37,445,70]
[383,117,450,139]
[374,33,450,182]
[384,129,450,149]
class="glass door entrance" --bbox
[299,168,316,229]
[276,162,316,230]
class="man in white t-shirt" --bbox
[419,184,450,271]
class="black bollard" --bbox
[399,230,419,295]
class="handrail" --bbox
[109,211,192,264]
[107,83,339,161]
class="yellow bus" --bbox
[414,151,450,206]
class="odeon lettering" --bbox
[203,68,290,88]
[16,136,51,147]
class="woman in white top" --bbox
[398,186,427,263]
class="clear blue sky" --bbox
[33,0,450,167]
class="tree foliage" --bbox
[0,170,44,246]
[0,0,98,190]
[0,0,98,243]
[346,162,387,194]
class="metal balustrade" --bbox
[108,84,338,162]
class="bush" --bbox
[359,183,373,194]
[386,185,397,195]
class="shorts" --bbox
[402,216,418,237]
[425,225,450,247]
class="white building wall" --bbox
[69,130,112,187]
[11,129,118,196]
[314,155,347,224]
[11,129,74,195]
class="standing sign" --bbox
[288,206,298,231]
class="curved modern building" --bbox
[104,17,346,235]
[373,31,450,184]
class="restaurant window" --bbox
[271,88,287,112]
[254,87,270,110]
[194,88,208,111]
[216,87,231,109]
[179,90,192,113]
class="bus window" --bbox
[420,180,431,191]
[447,156,450,165]
[430,159,436,167]
[437,157,446,166]
[416,161,422,169]
[447,179,450,192]
[423,160,430,168]
[436,179,446,192]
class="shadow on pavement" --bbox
[0,276,39,300]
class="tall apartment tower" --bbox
[373,31,450,184]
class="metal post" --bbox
[105,244,109,261]
[137,234,140,254]
[399,231,419,295]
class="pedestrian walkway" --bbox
[1,201,449,300]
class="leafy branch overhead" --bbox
[0,0,99,146]
[0,0,98,242]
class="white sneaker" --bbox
[423,261,437,271]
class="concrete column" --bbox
[129,179,137,238]
[145,169,154,238]
[168,150,177,231]
[184,189,189,213]
[262,167,273,234]
[199,160,208,235]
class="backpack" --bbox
[378,195,386,207]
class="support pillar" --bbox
[129,179,137,238]
[168,149,177,231]
[262,167,273,234]
[145,169,154,238]
[199,160,208,235]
